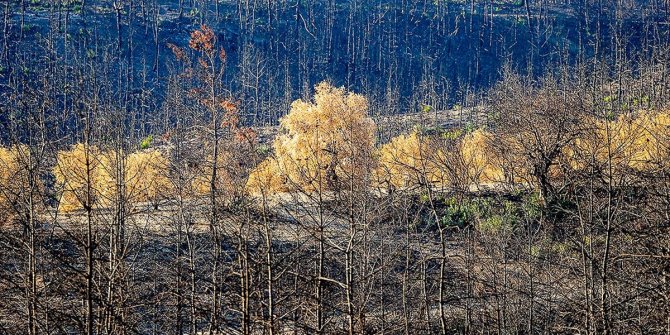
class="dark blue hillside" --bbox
[1,0,668,128]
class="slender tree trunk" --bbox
[262,195,276,335]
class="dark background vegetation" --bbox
[0,1,669,334]
[3,0,669,127]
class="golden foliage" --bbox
[565,110,670,176]
[0,145,36,219]
[53,143,110,212]
[245,157,287,195]
[54,144,171,212]
[0,147,23,204]
[373,129,511,191]
[246,104,668,196]
[125,149,172,203]
[374,128,532,191]
[459,129,505,185]
[374,131,446,189]
[253,82,375,193]
[628,110,670,170]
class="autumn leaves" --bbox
[248,82,375,195]
[244,82,511,196]
[2,80,668,214]
[247,82,670,200]
[565,112,670,177]
[245,82,506,196]
[0,145,41,221]
[53,145,171,212]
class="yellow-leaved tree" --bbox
[566,110,670,178]
[374,131,446,189]
[53,143,110,212]
[248,82,375,194]
[125,149,172,205]
[459,129,505,187]
[375,128,509,192]
[245,157,287,195]
[0,145,38,220]
[54,144,172,212]
[627,110,670,171]
[0,146,22,211]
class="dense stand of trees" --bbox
[2,55,669,333]
[1,1,670,334]
[2,0,670,126]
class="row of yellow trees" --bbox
[52,144,171,212]
[0,144,172,213]
[247,82,670,197]
[565,113,670,174]
[380,111,670,189]
[245,82,514,195]
[1,143,245,213]
[1,82,669,213]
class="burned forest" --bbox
[1,1,669,334]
